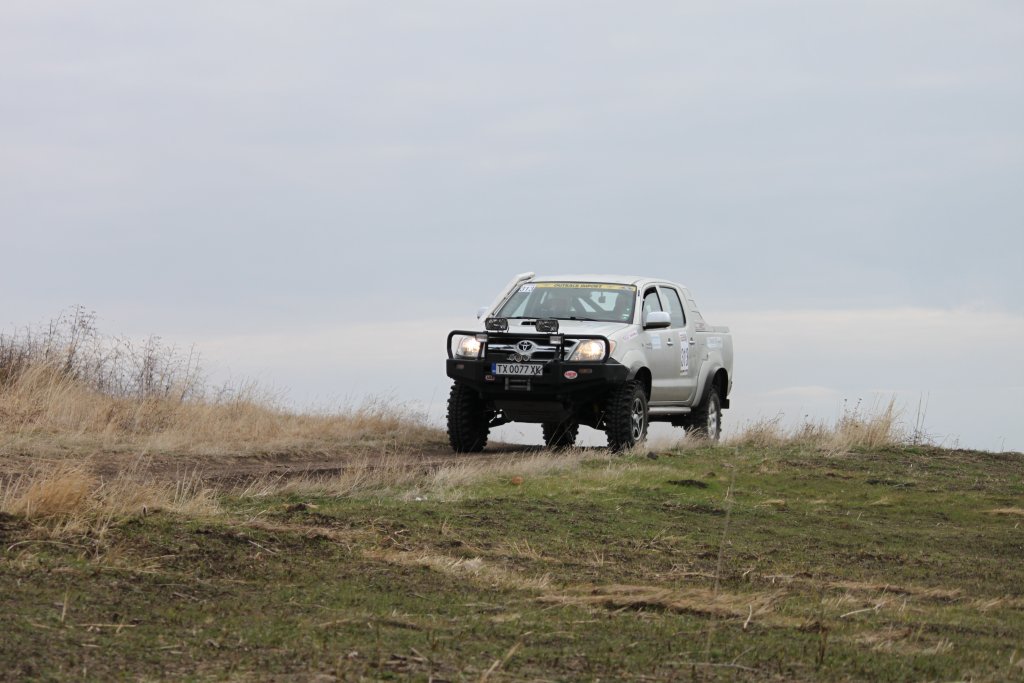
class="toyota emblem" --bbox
[511,340,536,361]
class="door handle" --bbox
[688,339,696,346]
[665,338,674,346]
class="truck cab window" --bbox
[642,289,663,321]
[661,287,686,328]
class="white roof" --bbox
[532,274,684,288]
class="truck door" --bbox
[658,285,702,403]
[640,287,681,403]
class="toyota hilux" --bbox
[445,272,733,452]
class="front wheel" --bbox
[542,419,579,450]
[446,383,490,453]
[605,380,648,452]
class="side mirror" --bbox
[476,306,489,320]
[644,311,671,329]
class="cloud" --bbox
[718,307,1024,450]
[723,306,1024,388]
[1,2,1021,449]
[763,386,843,400]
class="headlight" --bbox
[569,339,607,362]
[455,336,483,359]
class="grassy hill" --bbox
[2,313,1022,680]
[2,439,1022,681]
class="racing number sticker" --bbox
[679,332,689,374]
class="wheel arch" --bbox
[628,365,652,398]
[696,366,730,409]
[712,368,729,409]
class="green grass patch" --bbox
[3,445,1024,681]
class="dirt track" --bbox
[0,441,554,489]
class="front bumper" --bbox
[446,329,629,408]
[446,357,629,399]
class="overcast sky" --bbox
[2,2,1022,450]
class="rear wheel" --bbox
[446,383,490,452]
[687,386,722,441]
[605,380,648,452]
[542,419,579,450]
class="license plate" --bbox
[492,363,543,376]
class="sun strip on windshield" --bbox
[529,282,635,291]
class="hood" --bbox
[503,319,631,339]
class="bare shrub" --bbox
[0,307,203,401]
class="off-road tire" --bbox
[687,385,722,441]
[605,380,649,452]
[542,420,579,450]
[446,383,489,453]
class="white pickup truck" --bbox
[445,273,734,452]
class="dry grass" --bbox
[407,449,596,499]
[363,553,796,621]
[365,549,553,591]
[215,450,689,521]
[235,449,596,501]
[540,584,792,625]
[826,579,961,601]
[730,414,793,449]
[747,573,964,603]
[987,507,1024,517]
[729,398,905,452]
[0,311,444,458]
[0,458,218,536]
[0,371,441,458]
[846,628,956,656]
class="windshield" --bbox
[495,282,637,323]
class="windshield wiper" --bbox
[508,316,602,324]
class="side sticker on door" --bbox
[679,332,689,374]
[707,336,723,349]
[650,335,662,350]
